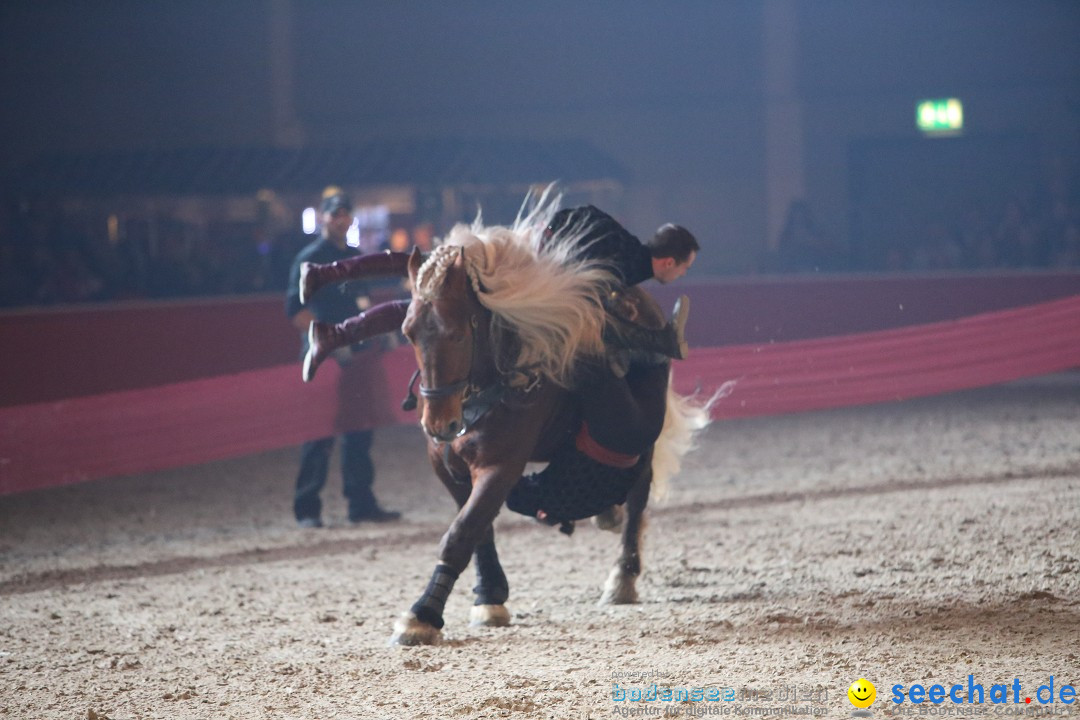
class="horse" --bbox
[322,196,708,645]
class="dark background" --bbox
[2,0,1079,275]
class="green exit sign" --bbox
[917,98,963,135]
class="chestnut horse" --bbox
[317,198,707,645]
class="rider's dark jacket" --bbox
[545,205,653,287]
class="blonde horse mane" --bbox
[415,187,716,502]
[413,188,615,387]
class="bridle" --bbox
[402,313,483,435]
[420,312,480,402]
[402,248,544,439]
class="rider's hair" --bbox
[647,224,699,263]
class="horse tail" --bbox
[650,376,731,501]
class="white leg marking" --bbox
[388,612,442,646]
[469,604,511,627]
[599,565,639,605]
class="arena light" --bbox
[302,207,317,234]
[917,98,963,136]
[346,218,360,247]
[107,214,120,245]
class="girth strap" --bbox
[575,422,641,469]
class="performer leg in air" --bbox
[297,207,698,382]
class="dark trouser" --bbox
[293,430,376,521]
[577,359,669,456]
[505,358,669,525]
[506,440,647,524]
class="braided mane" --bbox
[414,189,614,387]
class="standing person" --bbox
[285,187,401,527]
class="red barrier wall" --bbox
[650,270,1080,347]
[3,271,1077,408]
[0,295,297,408]
[4,295,1079,496]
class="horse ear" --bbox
[407,246,423,284]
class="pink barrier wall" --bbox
[2,271,1079,496]
[650,271,1080,347]
[0,295,297,408]
[4,294,1079,497]
[0,348,420,495]
[3,271,1078,408]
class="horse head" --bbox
[404,246,491,443]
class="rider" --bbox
[505,206,699,529]
[544,204,697,369]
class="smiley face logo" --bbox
[848,678,876,709]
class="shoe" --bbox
[302,301,413,383]
[670,295,690,360]
[603,297,688,363]
[297,516,324,529]
[348,507,402,524]
[302,321,335,383]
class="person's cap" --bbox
[321,191,352,214]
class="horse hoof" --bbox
[388,612,442,646]
[469,604,511,627]
[599,567,639,605]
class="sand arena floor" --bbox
[1,375,1078,719]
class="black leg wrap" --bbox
[621,552,641,577]
[409,563,459,631]
[506,442,644,527]
[473,542,509,606]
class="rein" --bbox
[401,310,541,436]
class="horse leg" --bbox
[391,444,469,646]
[469,529,511,627]
[391,457,521,645]
[430,456,512,627]
[600,449,653,605]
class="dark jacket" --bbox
[546,205,653,287]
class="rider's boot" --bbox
[603,294,691,366]
[299,250,411,305]
[303,300,410,382]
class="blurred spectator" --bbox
[910,221,963,271]
[0,239,34,307]
[994,198,1046,269]
[957,206,998,269]
[145,221,205,298]
[1046,197,1080,268]
[284,187,401,528]
[768,200,847,273]
[2,166,1080,309]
